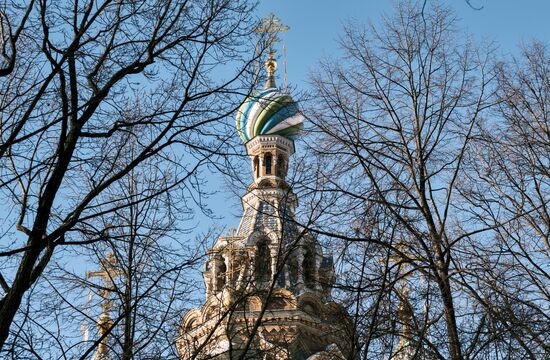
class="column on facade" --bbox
[295,250,305,291]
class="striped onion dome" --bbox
[236,85,304,143]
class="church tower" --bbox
[177,15,354,360]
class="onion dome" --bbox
[236,55,304,143]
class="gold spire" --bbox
[96,312,114,355]
[254,14,289,89]
[87,252,124,357]
[386,239,416,360]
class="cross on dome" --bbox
[253,13,289,53]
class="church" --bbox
[88,16,416,360]
[175,16,356,360]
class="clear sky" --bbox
[256,0,550,87]
[205,0,550,231]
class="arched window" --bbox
[253,156,259,178]
[246,297,262,312]
[255,239,272,283]
[264,153,272,175]
[302,246,316,289]
[215,257,226,292]
[301,300,317,315]
[288,257,298,286]
[185,318,197,331]
[266,296,290,310]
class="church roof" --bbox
[235,86,304,143]
[236,191,301,244]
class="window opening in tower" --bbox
[264,153,272,175]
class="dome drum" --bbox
[246,135,295,181]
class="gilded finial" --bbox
[254,14,289,89]
[265,51,277,88]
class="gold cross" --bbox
[254,13,289,52]
[386,239,416,334]
[387,237,417,265]
[87,252,124,288]
[385,238,417,296]
[87,253,124,315]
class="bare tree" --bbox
[303,2,497,359]
[3,116,237,360]
[0,1,35,77]
[77,138,203,360]
[458,41,550,357]
[0,0,260,351]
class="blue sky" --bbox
[205,0,550,232]
[256,0,550,87]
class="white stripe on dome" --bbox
[265,113,305,135]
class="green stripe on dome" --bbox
[260,103,299,134]
[253,95,294,137]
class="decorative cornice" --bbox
[245,134,295,154]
